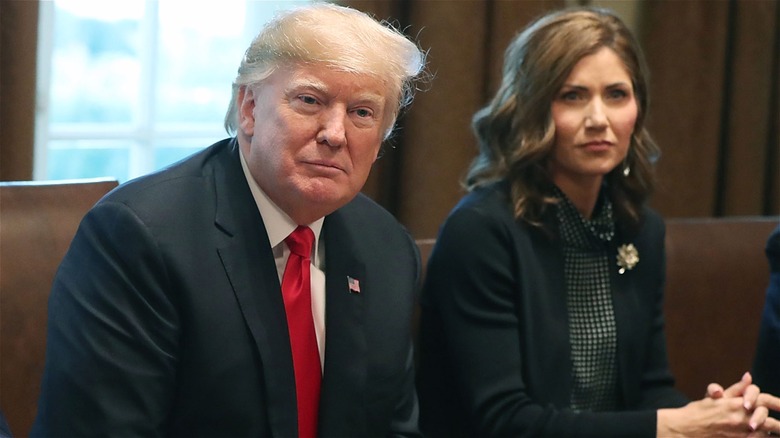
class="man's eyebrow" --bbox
[287,80,386,106]
[354,93,385,106]
[286,77,328,93]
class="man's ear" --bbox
[238,85,256,135]
[371,142,382,163]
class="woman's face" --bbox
[549,47,638,192]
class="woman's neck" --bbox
[553,176,603,219]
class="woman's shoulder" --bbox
[451,180,513,217]
[436,180,549,255]
[640,205,665,229]
[443,181,517,232]
[625,205,666,253]
[620,205,665,239]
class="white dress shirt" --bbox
[240,151,326,371]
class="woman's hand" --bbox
[709,373,760,419]
[658,372,780,437]
[709,372,780,433]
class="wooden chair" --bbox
[0,178,118,437]
[664,216,778,399]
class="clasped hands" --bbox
[658,372,780,437]
[705,372,780,436]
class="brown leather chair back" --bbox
[0,178,118,436]
[664,216,778,399]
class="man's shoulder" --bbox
[330,193,414,248]
[338,193,402,227]
[102,138,235,205]
[91,138,239,226]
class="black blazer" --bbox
[32,138,421,437]
[417,181,687,438]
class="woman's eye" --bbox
[608,89,629,100]
[560,91,580,101]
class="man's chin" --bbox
[299,186,356,210]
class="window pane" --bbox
[154,0,245,126]
[49,0,143,125]
[153,139,212,169]
[37,0,312,183]
[154,0,306,127]
[47,140,131,181]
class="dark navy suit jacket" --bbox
[753,224,780,406]
[32,138,421,437]
[0,410,11,438]
[417,181,687,438]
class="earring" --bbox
[623,164,630,177]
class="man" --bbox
[31,4,426,437]
[754,224,780,419]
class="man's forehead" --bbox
[283,67,388,102]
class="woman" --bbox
[416,7,779,437]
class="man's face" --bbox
[238,64,389,224]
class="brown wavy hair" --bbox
[466,7,659,230]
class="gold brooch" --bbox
[616,243,639,274]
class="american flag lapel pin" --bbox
[347,276,361,294]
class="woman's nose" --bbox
[584,100,608,128]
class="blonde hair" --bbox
[467,7,658,229]
[224,3,426,139]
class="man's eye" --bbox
[298,95,317,105]
[354,108,372,118]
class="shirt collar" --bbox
[239,148,324,262]
[553,184,614,247]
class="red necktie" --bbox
[282,226,321,438]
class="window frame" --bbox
[33,0,307,182]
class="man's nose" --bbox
[317,108,347,148]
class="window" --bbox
[35,0,310,183]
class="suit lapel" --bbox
[211,140,297,437]
[609,235,640,406]
[527,227,573,404]
[318,209,368,436]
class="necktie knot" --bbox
[286,226,314,260]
